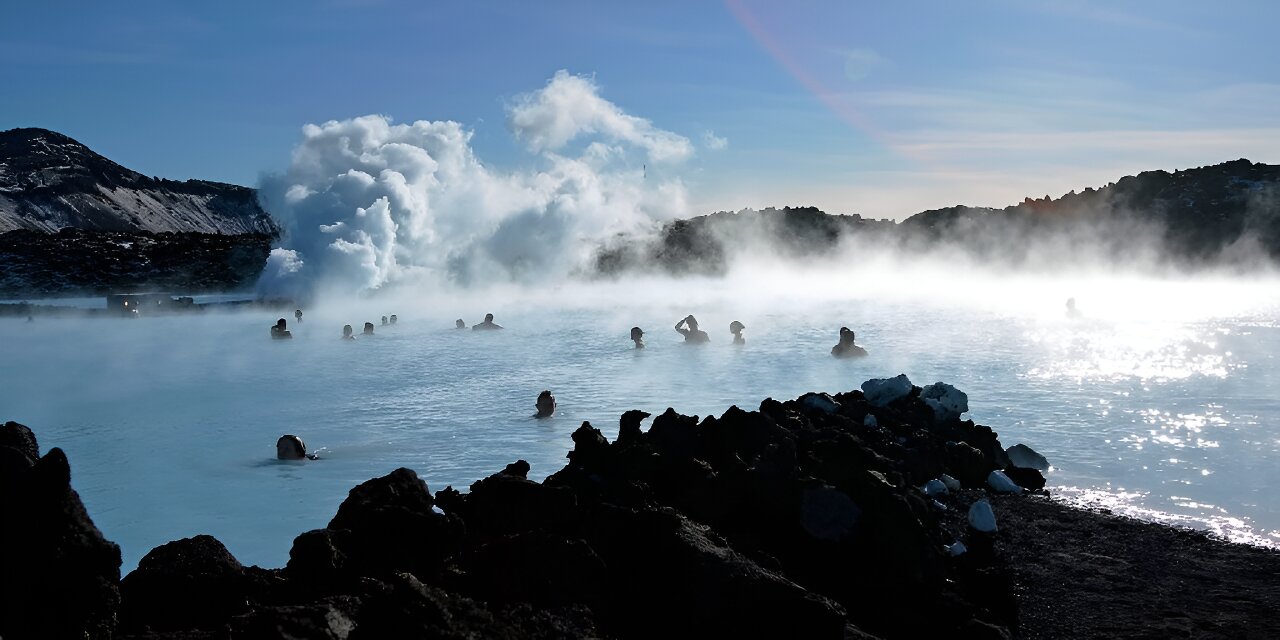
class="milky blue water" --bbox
[4,276,1278,570]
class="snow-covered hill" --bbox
[0,128,278,235]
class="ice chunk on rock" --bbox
[799,392,841,415]
[1006,443,1050,471]
[861,374,913,407]
[968,500,997,533]
[940,474,961,492]
[921,479,948,496]
[987,470,1021,494]
[920,382,969,422]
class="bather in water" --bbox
[473,313,503,330]
[270,318,293,340]
[730,320,745,345]
[455,319,466,329]
[276,434,318,460]
[674,315,710,344]
[342,324,355,340]
[534,390,556,418]
[1065,297,1083,319]
[363,322,375,335]
[831,327,867,358]
[631,326,645,349]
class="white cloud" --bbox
[508,70,694,163]
[702,130,728,151]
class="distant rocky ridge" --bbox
[0,128,278,295]
[596,159,1280,276]
[0,128,277,235]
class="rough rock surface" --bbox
[0,228,272,295]
[991,494,1280,639]
[0,423,122,640]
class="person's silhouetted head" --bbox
[473,313,503,330]
[831,326,866,358]
[342,324,354,339]
[631,326,645,348]
[685,315,699,330]
[363,322,375,335]
[294,309,303,322]
[389,314,397,325]
[381,315,388,326]
[276,434,307,460]
[456,319,466,329]
[535,390,556,418]
[271,318,292,339]
[730,321,745,344]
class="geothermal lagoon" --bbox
[5,273,1280,570]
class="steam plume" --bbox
[257,71,693,298]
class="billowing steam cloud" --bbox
[257,71,693,298]
[509,70,694,162]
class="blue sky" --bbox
[3,0,1279,219]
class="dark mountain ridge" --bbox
[0,128,277,295]
[598,159,1280,276]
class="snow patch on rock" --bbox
[920,382,969,422]
[861,374,913,407]
[799,392,841,415]
[968,500,998,533]
[987,470,1022,494]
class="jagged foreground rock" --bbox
[5,378,1279,639]
[0,421,122,640]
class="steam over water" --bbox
[256,71,696,299]
[5,272,1280,570]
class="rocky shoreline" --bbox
[3,379,1278,639]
